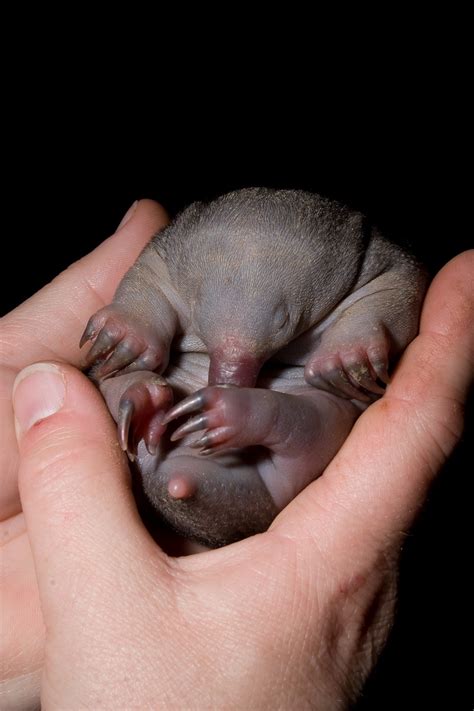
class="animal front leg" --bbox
[305,319,391,402]
[305,269,427,401]
[80,242,179,378]
[163,385,359,507]
[164,386,317,454]
[81,241,180,452]
[99,371,173,456]
[165,384,359,457]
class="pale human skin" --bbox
[1,200,473,710]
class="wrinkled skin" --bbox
[81,189,428,546]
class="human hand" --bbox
[0,200,169,709]
[7,246,474,708]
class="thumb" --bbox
[277,251,473,572]
[13,362,164,624]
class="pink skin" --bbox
[208,346,264,387]
[161,382,361,510]
[0,199,171,708]
[97,347,362,516]
[96,370,173,457]
[93,330,378,507]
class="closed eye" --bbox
[274,308,290,331]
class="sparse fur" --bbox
[83,188,428,547]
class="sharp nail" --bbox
[118,400,133,451]
[163,392,204,424]
[190,434,209,449]
[198,447,214,456]
[79,329,93,348]
[170,414,209,442]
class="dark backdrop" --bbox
[4,121,472,709]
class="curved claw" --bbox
[163,390,206,424]
[96,341,142,378]
[345,361,386,395]
[351,372,385,395]
[116,378,172,456]
[170,413,210,442]
[121,350,161,374]
[190,426,234,453]
[368,351,390,385]
[80,320,96,348]
[118,399,134,453]
[307,368,372,402]
[145,411,167,455]
[84,331,118,367]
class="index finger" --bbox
[1,199,168,370]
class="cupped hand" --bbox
[0,200,169,708]
[2,219,473,707]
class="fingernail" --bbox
[13,363,65,436]
[116,200,138,230]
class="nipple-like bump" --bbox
[167,475,197,500]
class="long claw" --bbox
[96,341,141,378]
[353,374,385,395]
[163,391,205,424]
[312,371,372,402]
[190,433,210,449]
[170,414,210,442]
[145,411,167,455]
[345,362,386,396]
[79,321,96,348]
[190,427,233,451]
[84,331,118,366]
[369,355,390,385]
[118,399,134,452]
[122,354,155,374]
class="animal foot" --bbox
[305,337,390,402]
[117,373,173,457]
[80,305,166,378]
[164,385,244,455]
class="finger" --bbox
[0,200,168,518]
[13,362,168,624]
[275,251,474,571]
[1,199,168,370]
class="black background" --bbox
[4,66,472,708]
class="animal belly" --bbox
[137,444,278,548]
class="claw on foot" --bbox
[117,377,173,456]
[163,386,239,454]
[163,391,206,424]
[80,306,164,377]
[170,414,210,442]
[79,320,96,348]
[306,343,390,402]
[118,399,134,451]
